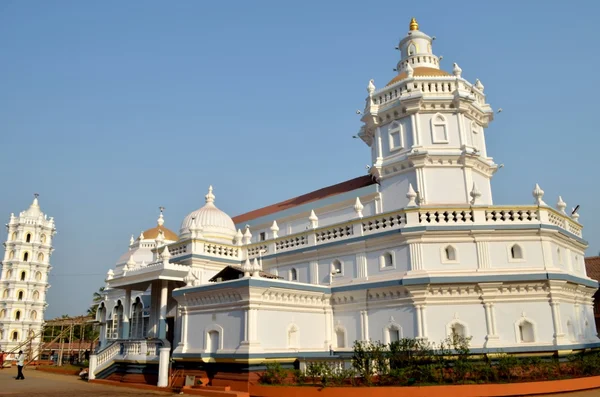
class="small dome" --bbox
[140,225,178,241]
[138,209,178,241]
[180,186,237,243]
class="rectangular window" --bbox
[259,232,266,241]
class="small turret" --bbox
[309,210,319,229]
[270,221,279,238]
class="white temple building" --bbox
[0,195,56,356]
[91,18,599,389]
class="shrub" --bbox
[258,362,288,385]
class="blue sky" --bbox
[1,1,599,318]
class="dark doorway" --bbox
[166,317,175,352]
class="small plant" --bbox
[258,362,288,385]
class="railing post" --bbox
[88,354,97,380]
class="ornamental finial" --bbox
[409,17,419,31]
[157,207,165,226]
[205,185,215,204]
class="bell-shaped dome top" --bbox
[180,186,237,243]
[22,194,43,218]
[139,208,178,242]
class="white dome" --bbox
[180,186,237,243]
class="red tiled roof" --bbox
[585,256,600,282]
[232,175,377,225]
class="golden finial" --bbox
[409,17,419,31]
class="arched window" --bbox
[130,297,144,339]
[510,244,524,260]
[0,309,6,318]
[25,233,31,243]
[384,321,403,344]
[2,289,8,299]
[451,323,466,338]
[204,325,223,353]
[515,318,535,343]
[23,252,29,262]
[287,324,299,348]
[17,291,23,300]
[332,259,342,275]
[444,245,457,262]
[335,327,346,348]
[31,310,37,320]
[20,271,26,281]
[290,268,298,281]
[380,252,394,269]
[207,330,219,353]
[8,251,14,260]
[407,42,417,56]
[6,269,12,279]
[15,310,21,321]
[430,113,448,143]
[37,253,44,262]
[33,290,40,300]
[388,122,403,152]
[35,272,42,281]
[40,234,46,244]
[567,320,576,342]
[11,232,17,241]
[12,331,18,341]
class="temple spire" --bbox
[205,185,215,205]
[409,17,419,31]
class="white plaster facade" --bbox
[0,195,56,355]
[92,18,599,385]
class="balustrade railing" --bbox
[246,205,583,257]
[93,339,162,375]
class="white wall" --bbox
[257,310,327,350]
[421,242,478,271]
[425,304,488,346]
[423,167,467,204]
[487,241,544,269]
[493,301,554,345]
[185,310,244,352]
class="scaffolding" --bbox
[6,315,99,367]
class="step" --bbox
[181,385,249,397]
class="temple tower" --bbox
[359,18,496,210]
[0,195,56,355]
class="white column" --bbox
[157,347,171,387]
[121,289,131,339]
[484,303,493,335]
[248,308,257,342]
[243,310,249,342]
[324,309,332,348]
[410,114,419,147]
[490,303,498,335]
[158,280,168,339]
[416,305,423,338]
[309,261,318,284]
[360,311,369,341]
[375,127,383,165]
[420,305,428,339]
[356,252,367,279]
[179,308,188,352]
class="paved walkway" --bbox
[0,366,599,396]
[0,367,176,396]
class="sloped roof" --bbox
[585,256,600,282]
[209,265,282,282]
[232,175,377,225]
